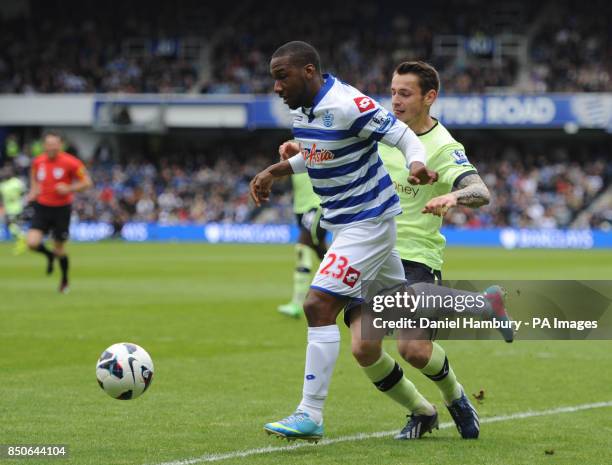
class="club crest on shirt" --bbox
[322,110,334,127]
[53,167,65,179]
[302,143,334,166]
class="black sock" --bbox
[36,243,53,259]
[37,243,55,274]
[59,256,69,283]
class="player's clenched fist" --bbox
[422,193,457,216]
[278,141,301,161]
[408,161,438,185]
[249,170,275,207]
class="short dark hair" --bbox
[394,61,440,94]
[272,41,321,71]
[43,131,63,140]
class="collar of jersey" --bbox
[302,73,335,122]
[416,117,440,137]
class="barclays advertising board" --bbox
[3,223,611,249]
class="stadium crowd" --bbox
[80,147,612,230]
[528,0,611,92]
[0,1,219,94]
[1,1,608,94]
[3,140,609,231]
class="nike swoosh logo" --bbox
[128,357,136,383]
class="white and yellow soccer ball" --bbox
[96,343,154,400]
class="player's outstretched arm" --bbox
[422,173,490,216]
[249,159,297,207]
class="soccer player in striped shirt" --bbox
[251,41,510,442]
[251,40,435,442]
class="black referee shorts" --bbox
[30,202,72,242]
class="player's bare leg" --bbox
[26,228,55,275]
[264,289,344,442]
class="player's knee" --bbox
[303,294,336,326]
[26,234,40,250]
[351,338,382,367]
[397,339,432,369]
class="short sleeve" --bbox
[433,145,478,188]
[71,157,86,180]
[351,98,404,144]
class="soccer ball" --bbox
[96,342,154,400]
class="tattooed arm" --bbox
[452,174,490,208]
[422,174,490,217]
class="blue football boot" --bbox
[447,392,480,439]
[264,411,323,443]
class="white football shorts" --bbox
[310,217,406,303]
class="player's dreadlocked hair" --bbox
[272,41,321,71]
[394,61,440,94]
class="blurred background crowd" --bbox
[0,0,609,94]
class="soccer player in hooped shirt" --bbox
[26,132,93,293]
[277,173,327,318]
[250,41,438,442]
[347,61,492,440]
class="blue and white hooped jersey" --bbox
[288,74,412,231]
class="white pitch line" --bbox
[151,401,612,465]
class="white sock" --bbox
[297,324,340,425]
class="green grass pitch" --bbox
[1,243,611,465]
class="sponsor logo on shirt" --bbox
[342,266,361,288]
[354,96,375,113]
[393,181,420,198]
[302,143,334,166]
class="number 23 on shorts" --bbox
[319,253,348,278]
[319,253,361,288]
